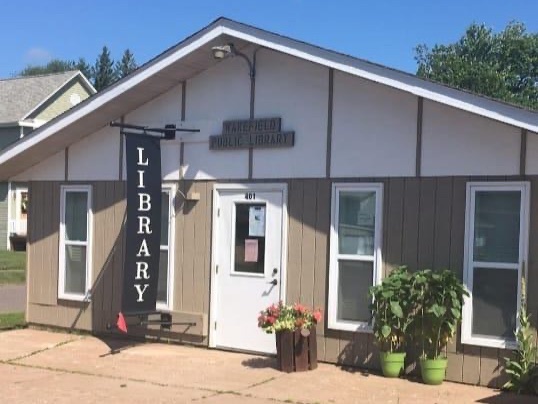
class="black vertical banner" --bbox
[122,133,162,314]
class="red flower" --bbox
[267,316,276,325]
[313,310,322,323]
[293,303,306,314]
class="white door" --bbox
[211,184,287,354]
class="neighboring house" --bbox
[0,18,536,388]
[0,71,96,250]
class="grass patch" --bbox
[0,251,26,284]
[0,312,26,330]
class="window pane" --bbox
[473,191,520,263]
[234,203,266,274]
[160,192,169,246]
[157,250,168,304]
[65,191,88,242]
[472,267,518,339]
[337,260,373,323]
[339,191,376,256]
[64,245,86,295]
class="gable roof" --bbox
[0,70,96,124]
[0,17,536,179]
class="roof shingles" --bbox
[0,71,79,123]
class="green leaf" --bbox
[390,301,404,318]
[381,325,391,338]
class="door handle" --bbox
[268,279,278,286]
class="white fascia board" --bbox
[0,26,224,167]
[219,22,537,133]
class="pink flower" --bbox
[313,310,322,323]
[294,303,306,314]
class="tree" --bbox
[415,21,538,110]
[92,46,116,91]
[74,58,93,81]
[19,59,76,76]
[115,49,137,79]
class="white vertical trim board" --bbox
[328,182,383,332]
[58,184,93,302]
[462,181,530,349]
[156,183,176,311]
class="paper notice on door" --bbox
[244,239,259,262]
[248,206,266,237]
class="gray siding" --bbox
[0,126,20,151]
[26,176,538,387]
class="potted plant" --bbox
[369,266,413,377]
[258,302,322,372]
[410,269,468,385]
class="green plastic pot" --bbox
[379,352,406,378]
[420,357,448,385]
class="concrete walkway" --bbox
[0,329,534,403]
[0,284,26,313]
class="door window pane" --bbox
[338,191,376,255]
[337,260,373,323]
[157,250,168,304]
[65,192,88,242]
[473,191,520,263]
[234,203,266,274]
[472,267,518,338]
[64,245,86,295]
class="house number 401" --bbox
[245,192,256,200]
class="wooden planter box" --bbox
[275,327,318,372]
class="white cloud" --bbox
[24,47,53,65]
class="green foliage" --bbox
[503,278,538,395]
[369,266,413,352]
[75,58,93,81]
[0,251,26,284]
[92,46,116,91]
[0,312,26,330]
[415,21,538,110]
[20,59,78,76]
[115,49,138,79]
[410,269,468,359]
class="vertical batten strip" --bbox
[118,116,124,181]
[64,148,69,181]
[248,71,256,179]
[416,97,424,177]
[326,68,334,178]
[520,128,527,176]
[180,81,186,178]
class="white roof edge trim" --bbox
[219,23,537,133]
[0,27,224,167]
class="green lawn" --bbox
[0,251,26,284]
[0,312,26,330]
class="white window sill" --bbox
[328,320,372,333]
[58,292,91,302]
[461,335,517,350]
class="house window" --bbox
[157,186,175,310]
[462,182,529,349]
[58,185,92,301]
[328,183,383,331]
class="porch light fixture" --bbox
[211,43,255,78]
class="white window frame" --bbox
[58,185,93,301]
[156,184,176,311]
[462,181,530,349]
[328,182,383,332]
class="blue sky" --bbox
[2,0,537,78]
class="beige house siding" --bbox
[31,80,92,122]
[26,176,538,387]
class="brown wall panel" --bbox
[26,176,537,387]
